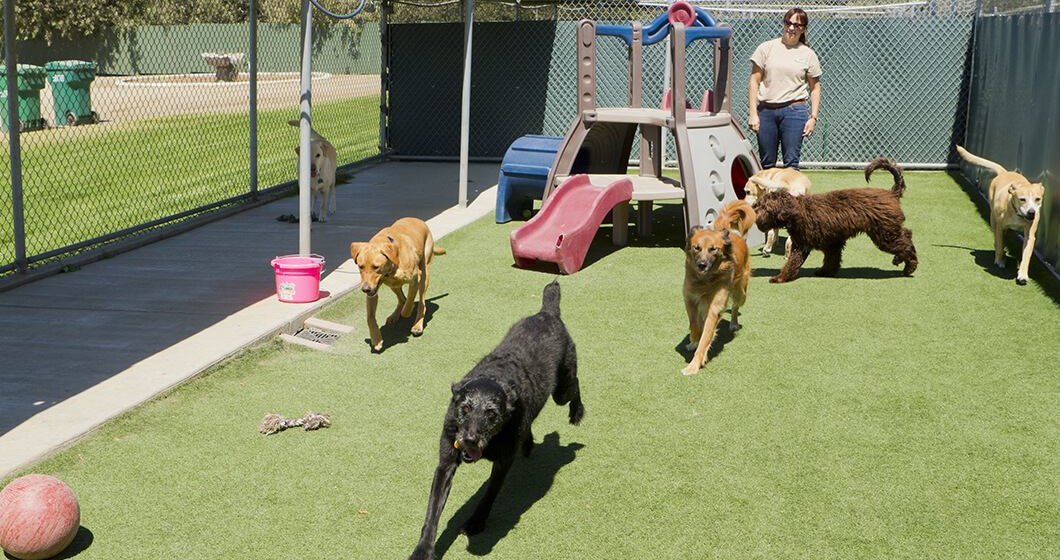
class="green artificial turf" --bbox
[1,95,378,262]
[9,170,1058,559]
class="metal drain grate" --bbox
[294,327,340,346]
[280,317,354,352]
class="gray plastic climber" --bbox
[543,2,764,245]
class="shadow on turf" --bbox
[751,265,906,280]
[674,319,737,364]
[6,526,96,559]
[432,432,584,559]
[362,293,448,351]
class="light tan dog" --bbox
[956,146,1045,285]
[289,120,338,222]
[745,167,812,258]
[681,201,753,375]
[350,218,446,351]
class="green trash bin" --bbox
[0,64,47,132]
[45,60,99,127]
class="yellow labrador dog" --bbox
[289,120,338,222]
[745,167,811,258]
[350,218,445,351]
[956,146,1045,285]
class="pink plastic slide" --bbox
[510,174,633,274]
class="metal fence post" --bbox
[298,0,313,255]
[378,0,390,155]
[249,0,259,197]
[4,0,26,274]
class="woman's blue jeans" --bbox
[756,102,809,169]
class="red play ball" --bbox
[0,474,80,560]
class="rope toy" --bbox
[259,411,331,435]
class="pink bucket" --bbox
[271,254,326,303]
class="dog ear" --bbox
[451,380,465,396]
[350,242,364,260]
[381,236,399,264]
[1008,184,1017,194]
[498,380,518,414]
[686,225,704,250]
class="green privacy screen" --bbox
[962,13,1059,270]
[387,17,973,165]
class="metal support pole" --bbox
[249,0,259,197]
[4,0,26,273]
[458,0,475,208]
[298,0,313,255]
[378,0,390,155]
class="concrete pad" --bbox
[0,162,499,478]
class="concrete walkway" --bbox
[0,161,500,478]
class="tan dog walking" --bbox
[350,218,445,351]
[681,200,754,375]
[956,146,1045,285]
[745,167,811,258]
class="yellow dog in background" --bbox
[289,120,338,222]
[745,167,811,258]
[956,146,1045,285]
[350,218,445,351]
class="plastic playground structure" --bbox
[507,2,765,274]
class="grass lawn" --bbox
[7,169,1058,559]
[0,95,378,266]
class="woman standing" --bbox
[747,8,822,170]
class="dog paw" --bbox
[371,340,384,353]
[680,364,700,376]
[994,260,1006,269]
[385,313,401,326]
[684,341,698,352]
[1016,276,1028,286]
[729,322,742,333]
[769,276,786,284]
[760,250,771,258]
[411,324,424,336]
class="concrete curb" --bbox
[0,187,498,478]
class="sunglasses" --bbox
[783,19,806,28]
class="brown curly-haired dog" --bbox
[754,157,918,283]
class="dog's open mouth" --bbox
[459,443,483,463]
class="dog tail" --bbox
[865,157,906,198]
[955,145,1007,176]
[714,200,756,236]
[433,246,446,256]
[541,280,561,316]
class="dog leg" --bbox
[387,284,407,326]
[1016,220,1038,285]
[367,293,384,352]
[412,263,430,336]
[869,229,917,276]
[400,277,418,319]
[409,451,460,560]
[684,294,702,351]
[761,228,776,257]
[772,247,809,283]
[817,242,845,277]
[317,187,328,222]
[462,454,514,536]
[553,343,584,425]
[682,289,728,375]
[993,225,1006,269]
[729,278,747,333]
[784,237,793,260]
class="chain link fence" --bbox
[1,0,382,283]
[386,0,977,168]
